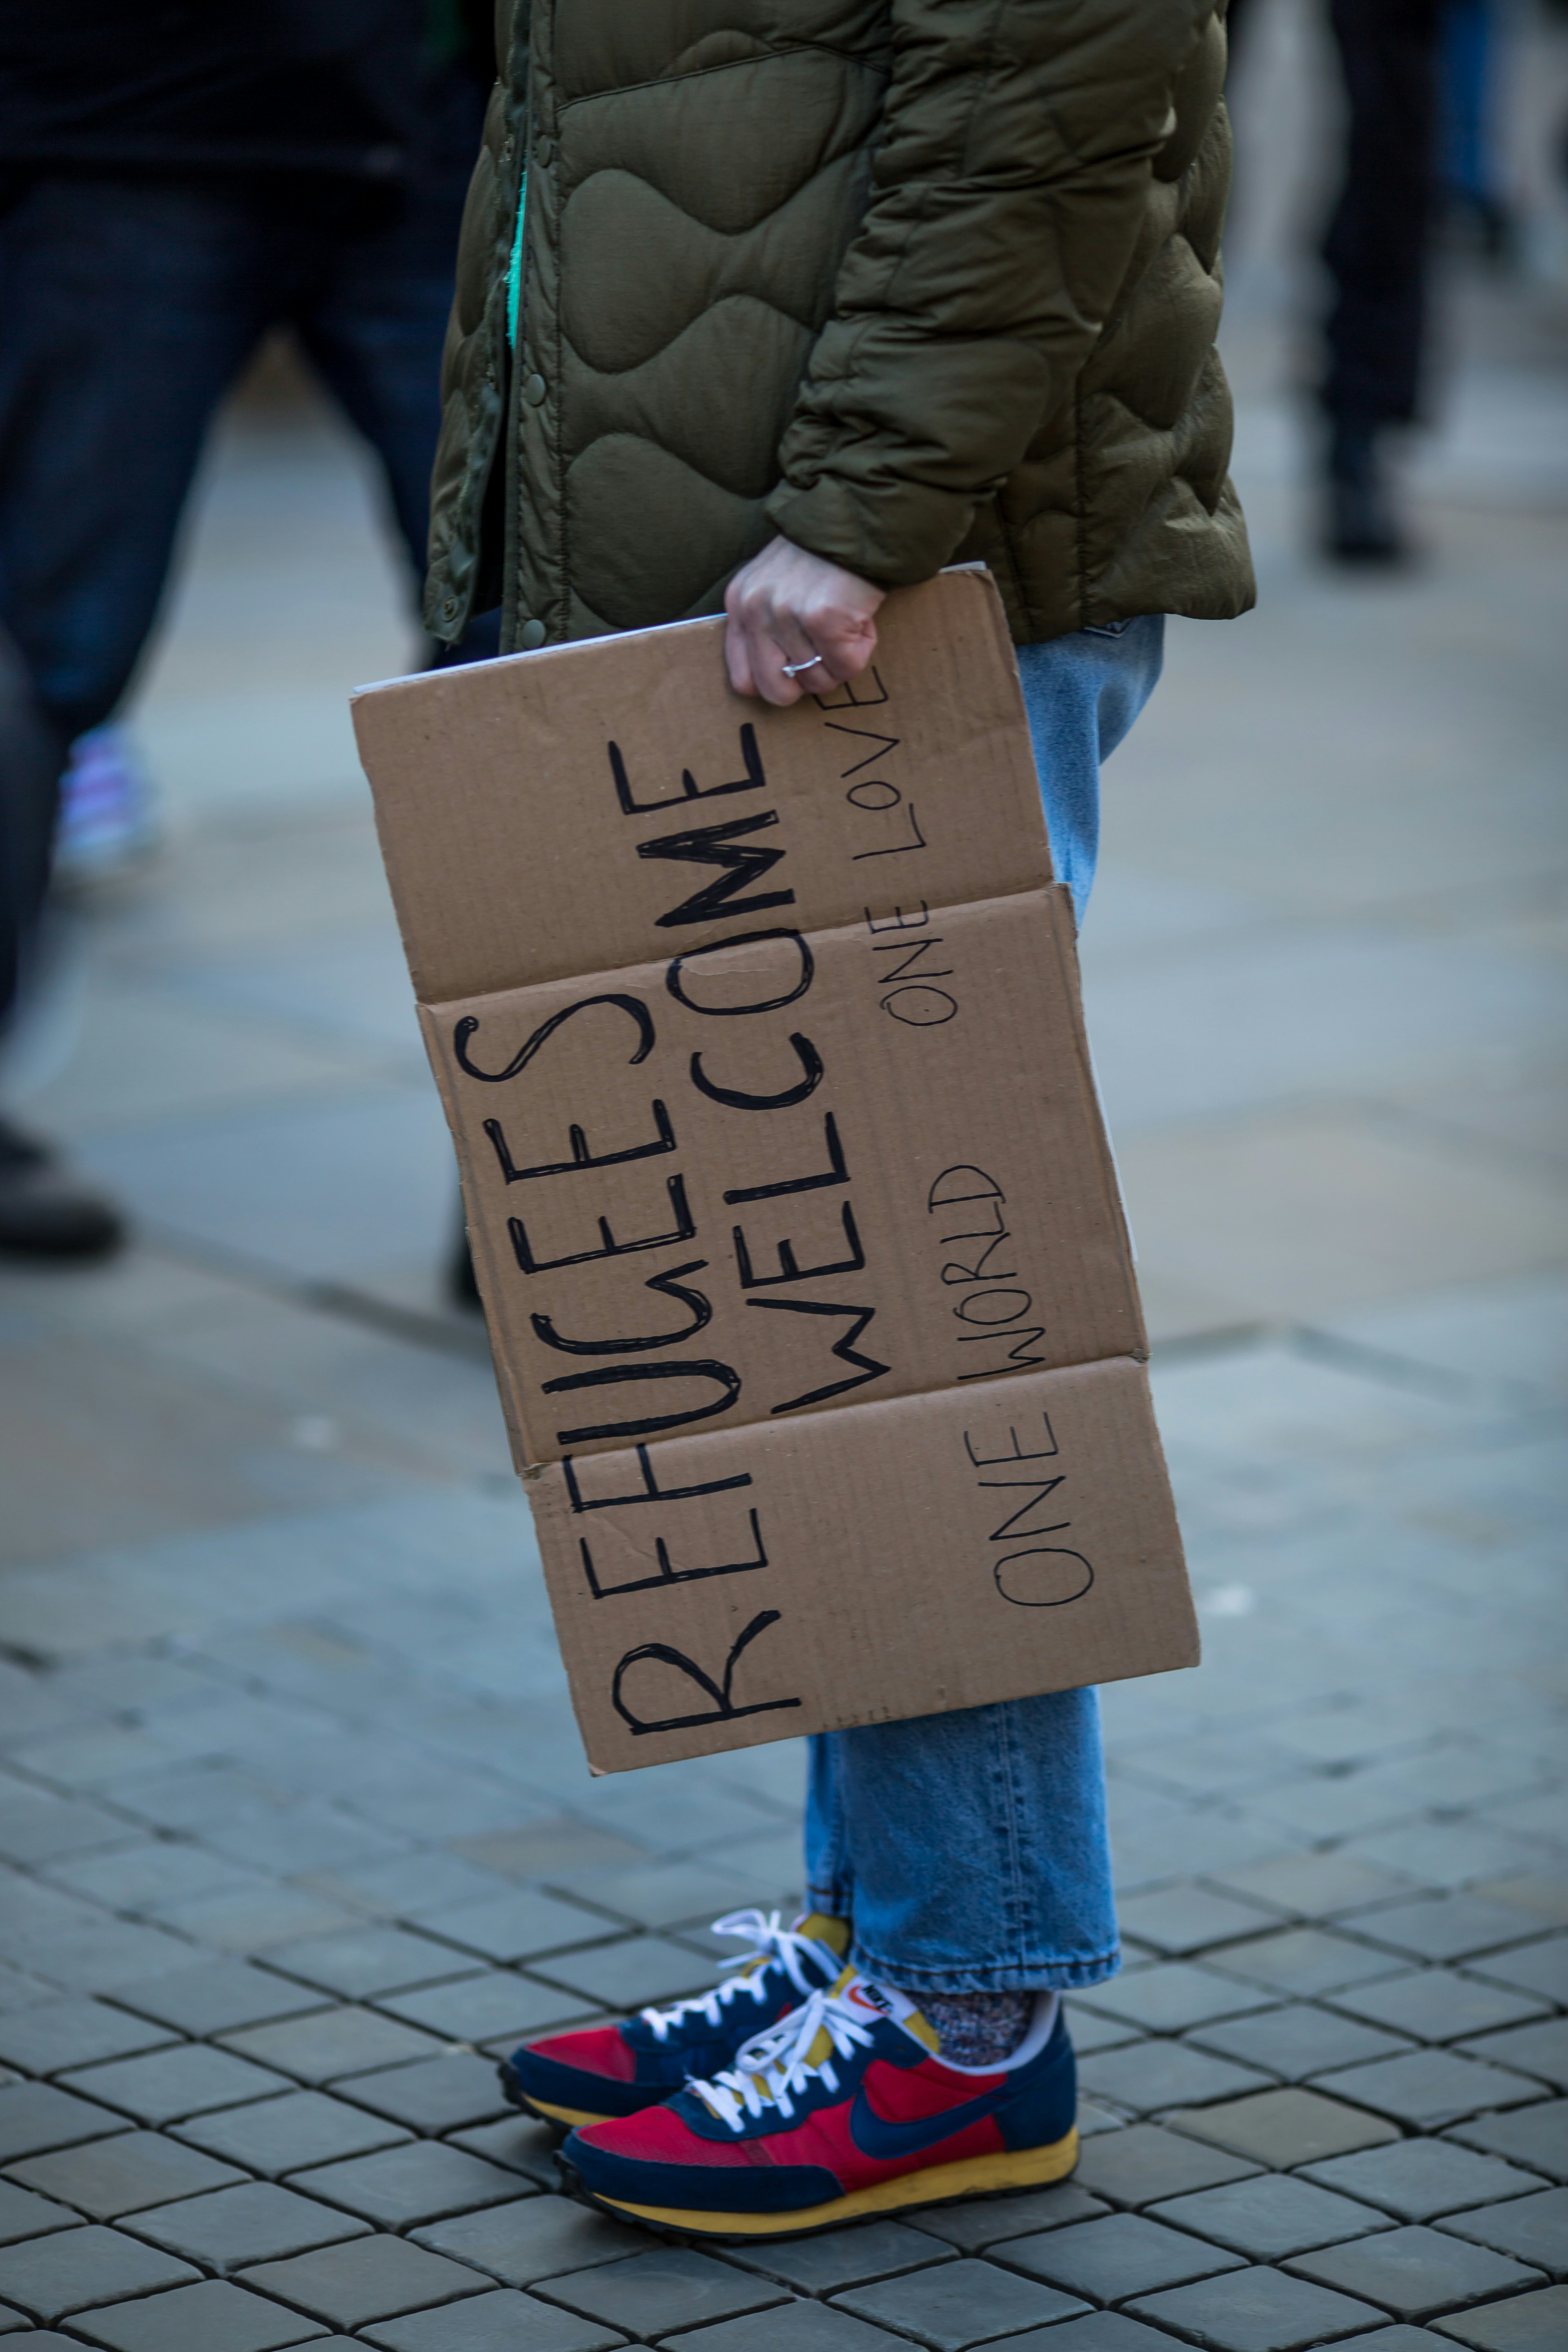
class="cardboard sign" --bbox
[352,571,1197,1771]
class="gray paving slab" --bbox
[1287,2225,1544,2322]
[1148,2172,1394,2260]
[1457,2019,1568,2094]
[0,2223,199,2319]
[1114,1887,1285,1957]
[907,2182,1111,2250]
[109,1959,329,2036]
[1447,2101,1568,2183]
[6,2125,247,2217]
[68,2276,331,2350]
[1071,1965,1280,2035]
[1191,2005,1417,2083]
[62,2042,290,2123]
[220,2007,447,2086]
[125,2179,370,2270]
[664,2305,912,2352]
[0,1997,174,2076]
[1080,2039,1276,2114]
[1303,2141,1551,2223]
[331,2052,512,2134]
[0,2180,77,2244]
[1172,2087,1402,2167]
[1312,2050,1549,2129]
[1356,1904,1549,1968]
[238,2234,490,2328]
[414,2192,647,2283]
[363,2287,630,2350]
[1206,1858,1423,1923]
[996,2211,1246,2302]
[0,2081,125,2162]
[376,1971,585,2045]
[825,2253,1087,2348]
[289,2140,534,2228]
[1430,2285,1568,2348]
[1330,1973,1551,2046]
[527,1936,717,2013]
[414,1890,615,1964]
[720,2219,955,2293]
[1074,2122,1264,2206]
[1440,2184,1568,2276]
[174,2089,412,2176]
[264,1929,472,2000]
[1128,2263,1386,2350]
[535,2245,787,2332]
[1469,1939,1568,2008]
[966,2320,1198,2352]
[1209,1931,1412,2001]
[446,2113,565,2190]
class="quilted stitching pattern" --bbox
[425,0,1255,652]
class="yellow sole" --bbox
[586,2125,1079,2239]
[516,2092,614,2130]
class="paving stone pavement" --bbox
[0,16,1566,2349]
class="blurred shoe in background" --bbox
[53,724,160,889]
[0,1118,124,1261]
[1325,417,1414,564]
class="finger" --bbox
[743,608,812,707]
[724,612,758,698]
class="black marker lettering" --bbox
[609,724,765,814]
[724,1112,848,1203]
[964,1415,1061,1469]
[734,1200,865,1290]
[531,1260,713,1356]
[483,1099,675,1185]
[667,929,813,1016]
[580,1508,768,1599]
[454,992,652,1085]
[827,722,900,775]
[564,1443,752,1512]
[995,1550,1094,1608]
[544,1358,742,1446]
[612,1610,803,1735]
[639,811,795,930]
[508,1174,695,1274]
[690,1031,822,1111]
[751,1298,890,1413]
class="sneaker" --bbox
[500,1908,850,2128]
[556,1967,1076,2237]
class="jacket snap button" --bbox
[519,619,546,650]
[524,372,546,407]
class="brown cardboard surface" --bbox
[353,570,1196,1770]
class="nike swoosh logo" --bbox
[849,2082,1009,2160]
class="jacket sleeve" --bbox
[765,0,1216,585]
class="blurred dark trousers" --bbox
[1322,0,1444,428]
[0,167,493,1033]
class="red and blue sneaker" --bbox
[499,1909,850,2128]
[555,1967,1077,2236]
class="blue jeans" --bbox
[804,612,1166,1993]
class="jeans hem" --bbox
[849,1942,1123,1996]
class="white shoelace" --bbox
[639,1909,830,2045]
[686,1981,878,2133]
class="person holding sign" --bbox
[426,0,1252,2235]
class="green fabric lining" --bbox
[507,174,526,346]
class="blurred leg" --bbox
[0,175,270,743]
[290,164,499,660]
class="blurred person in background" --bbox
[0,0,496,1262]
[1229,0,1445,561]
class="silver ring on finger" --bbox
[781,654,824,677]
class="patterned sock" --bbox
[915,1988,1034,2067]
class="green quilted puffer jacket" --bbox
[426,0,1254,652]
